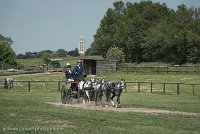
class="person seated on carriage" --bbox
[65,63,74,82]
[73,60,85,81]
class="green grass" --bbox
[122,93,200,113]
[0,90,200,134]
[1,72,200,133]
[1,72,200,95]
[16,56,103,68]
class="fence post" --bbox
[137,82,140,92]
[43,83,46,91]
[192,84,195,96]
[167,67,169,74]
[126,65,128,74]
[163,83,165,93]
[150,82,153,93]
[58,81,60,91]
[28,81,31,91]
[194,66,196,74]
[124,79,127,93]
[177,83,180,95]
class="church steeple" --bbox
[78,36,85,56]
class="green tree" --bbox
[37,50,52,58]
[106,47,125,63]
[41,53,51,71]
[0,35,16,67]
[73,48,80,57]
[91,1,200,64]
[57,49,66,57]
[50,60,61,68]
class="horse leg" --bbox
[110,94,116,107]
[85,90,91,105]
[105,92,110,107]
[82,91,87,105]
[116,94,121,108]
[94,90,99,107]
[83,95,86,105]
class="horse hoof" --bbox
[116,105,122,108]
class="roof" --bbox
[80,59,116,62]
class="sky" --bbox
[0,0,200,55]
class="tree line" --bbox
[0,33,82,67]
[16,48,80,59]
[90,1,200,64]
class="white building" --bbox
[78,36,85,56]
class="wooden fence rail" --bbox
[125,82,200,96]
[118,66,200,74]
[0,80,66,92]
[1,80,199,96]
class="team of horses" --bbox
[77,76,126,108]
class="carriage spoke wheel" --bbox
[67,88,73,104]
[61,85,67,104]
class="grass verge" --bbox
[0,90,200,134]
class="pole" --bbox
[58,81,60,91]
[177,83,180,95]
[28,81,31,91]
[150,82,153,93]
[163,83,165,93]
[138,82,140,92]
[192,84,195,96]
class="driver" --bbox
[73,60,85,81]
[65,63,74,82]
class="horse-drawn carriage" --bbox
[60,76,126,107]
[60,81,83,104]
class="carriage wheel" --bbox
[67,88,73,104]
[61,85,68,104]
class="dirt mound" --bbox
[45,102,199,116]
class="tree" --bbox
[106,47,125,63]
[50,60,61,68]
[73,48,80,57]
[67,50,74,56]
[37,50,52,58]
[0,35,16,67]
[85,48,92,56]
[57,49,66,57]
[41,53,51,71]
[91,1,200,64]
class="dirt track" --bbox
[45,102,200,116]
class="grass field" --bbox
[0,71,200,133]
[0,90,200,134]
[16,56,103,67]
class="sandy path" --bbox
[45,102,200,116]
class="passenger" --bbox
[73,60,85,81]
[65,63,74,82]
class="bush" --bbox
[106,47,125,63]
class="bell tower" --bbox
[78,36,85,56]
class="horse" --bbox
[109,79,126,108]
[4,78,13,89]
[92,78,112,107]
[78,76,96,105]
